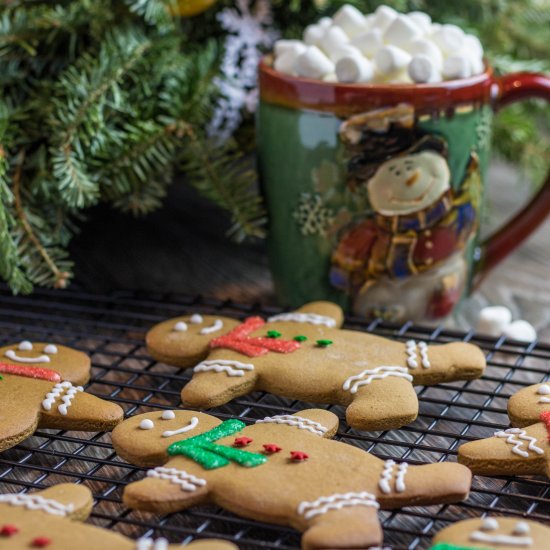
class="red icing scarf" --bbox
[0,361,61,382]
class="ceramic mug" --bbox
[258,58,550,322]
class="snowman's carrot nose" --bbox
[406,170,420,186]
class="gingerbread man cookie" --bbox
[112,408,472,550]
[146,302,486,430]
[0,483,236,549]
[0,340,123,452]
[430,516,549,549]
[458,383,550,477]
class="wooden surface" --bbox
[71,160,550,337]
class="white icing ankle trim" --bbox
[147,467,206,492]
[162,416,199,437]
[405,340,431,369]
[378,460,408,494]
[256,414,328,436]
[267,312,336,328]
[200,319,224,335]
[298,491,379,520]
[343,366,413,394]
[0,494,75,516]
[193,359,254,377]
[470,530,533,547]
[42,381,83,415]
[5,349,50,363]
[136,537,169,550]
[494,428,544,458]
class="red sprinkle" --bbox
[31,537,52,548]
[0,362,60,383]
[540,411,550,440]
[290,451,309,461]
[0,524,19,537]
[233,436,253,447]
[210,317,301,357]
[263,443,282,453]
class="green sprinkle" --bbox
[316,339,333,347]
[267,330,281,338]
[0,375,3,380]
[294,335,308,342]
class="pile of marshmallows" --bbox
[478,306,537,343]
[273,4,484,84]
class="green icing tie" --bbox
[430,544,490,550]
[167,419,267,470]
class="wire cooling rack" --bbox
[0,286,549,549]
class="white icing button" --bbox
[161,410,176,420]
[174,321,188,332]
[19,340,33,351]
[481,518,499,531]
[190,314,203,324]
[537,384,550,395]
[513,521,530,535]
[44,344,58,355]
[139,419,155,430]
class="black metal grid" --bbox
[0,286,549,549]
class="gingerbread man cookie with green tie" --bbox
[0,483,236,549]
[0,340,123,452]
[459,383,550,477]
[146,301,486,430]
[112,408,472,550]
[429,516,549,549]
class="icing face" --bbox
[172,314,224,335]
[537,384,550,403]
[470,519,533,546]
[136,411,200,438]
[367,151,450,216]
[4,341,59,364]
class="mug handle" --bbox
[473,72,550,287]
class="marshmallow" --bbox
[443,54,472,80]
[274,39,305,57]
[321,25,350,55]
[322,72,338,82]
[408,38,444,70]
[408,54,440,83]
[351,28,383,57]
[364,14,375,29]
[503,320,537,343]
[274,45,305,75]
[375,45,411,74]
[477,306,513,336]
[329,44,363,62]
[383,15,423,49]
[304,24,324,46]
[318,16,333,29]
[432,24,465,55]
[408,11,432,34]
[333,4,366,38]
[373,5,398,31]
[336,54,374,83]
[295,46,335,79]
[465,34,484,57]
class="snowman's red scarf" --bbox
[540,411,550,441]
[0,361,61,382]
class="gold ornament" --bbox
[171,0,218,17]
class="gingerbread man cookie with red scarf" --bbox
[0,340,123,452]
[459,383,550,477]
[112,408,472,550]
[430,516,549,549]
[0,483,235,549]
[146,302,486,430]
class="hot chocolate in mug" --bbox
[258,60,550,321]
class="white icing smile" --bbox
[162,416,199,438]
[5,341,59,364]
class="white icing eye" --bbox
[190,314,203,324]
[481,518,499,531]
[44,344,58,355]
[537,384,550,395]
[18,341,33,351]
[161,410,176,420]
[139,419,155,430]
[513,521,530,535]
[174,321,188,332]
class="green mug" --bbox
[258,58,550,322]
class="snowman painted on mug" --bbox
[331,104,481,321]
